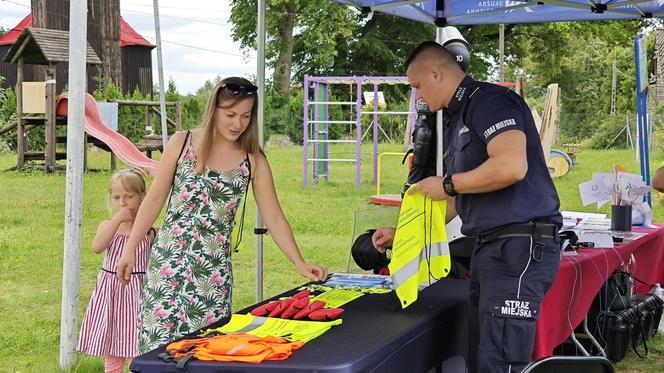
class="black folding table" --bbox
[130,278,470,373]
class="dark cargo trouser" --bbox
[468,236,560,373]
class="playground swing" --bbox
[303,75,417,189]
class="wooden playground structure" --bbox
[3,27,101,171]
[1,27,179,172]
[113,98,182,159]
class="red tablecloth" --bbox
[533,226,664,358]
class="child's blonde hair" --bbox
[107,168,147,212]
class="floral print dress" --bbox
[137,133,250,353]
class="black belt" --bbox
[101,268,146,275]
[475,222,558,245]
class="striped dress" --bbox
[77,232,152,357]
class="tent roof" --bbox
[333,0,664,25]
[3,27,102,65]
[0,14,155,48]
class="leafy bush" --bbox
[93,80,146,143]
[182,95,203,130]
[361,98,410,144]
[152,79,180,136]
[0,79,45,153]
[265,90,307,145]
[0,78,17,152]
[120,88,149,143]
[588,114,629,149]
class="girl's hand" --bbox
[114,207,135,224]
[295,261,327,282]
[116,250,136,284]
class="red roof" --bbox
[0,14,31,46]
[120,18,154,48]
[0,14,154,48]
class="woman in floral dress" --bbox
[116,77,327,353]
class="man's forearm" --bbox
[452,156,526,194]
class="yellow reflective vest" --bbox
[389,187,451,309]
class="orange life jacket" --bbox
[166,333,304,364]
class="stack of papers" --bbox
[562,210,614,248]
[577,218,612,231]
[560,210,648,249]
[561,211,607,230]
[322,273,393,289]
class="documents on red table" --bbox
[561,210,645,249]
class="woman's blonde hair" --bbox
[107,168,147,211]
[195,77,260,174]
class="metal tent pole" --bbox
[256,0,266,302]
[436,27,444,177]
[153,0,169,148]
[373,83,379,184]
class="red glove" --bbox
[292,289,310,299]
[308,308,344,321]
[252,290,311,318]
[293,300,326,320]
[268,297,295,317]
[281,296,310,319]
[250,300,280,316]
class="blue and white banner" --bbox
[334,1,664,25]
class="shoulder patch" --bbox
[483,118,517,140]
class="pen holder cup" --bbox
[611,205,632,231]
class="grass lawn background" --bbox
[1,144,663,372]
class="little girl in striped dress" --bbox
[78,169,155,373]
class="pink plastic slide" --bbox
[56,93,159,176]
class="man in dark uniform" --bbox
[378,41,562,373]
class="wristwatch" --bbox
[443,175,458,197]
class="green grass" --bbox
[0,144,663,372]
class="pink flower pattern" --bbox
[137,135,248,353]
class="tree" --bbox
[508,21,644,140]
[230,0,354,93]
[182,95,202,129]
[195,76,222,99]
[228,4,646,145]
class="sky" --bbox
[0,0,257,94]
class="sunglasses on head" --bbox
[220,83,258,96]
